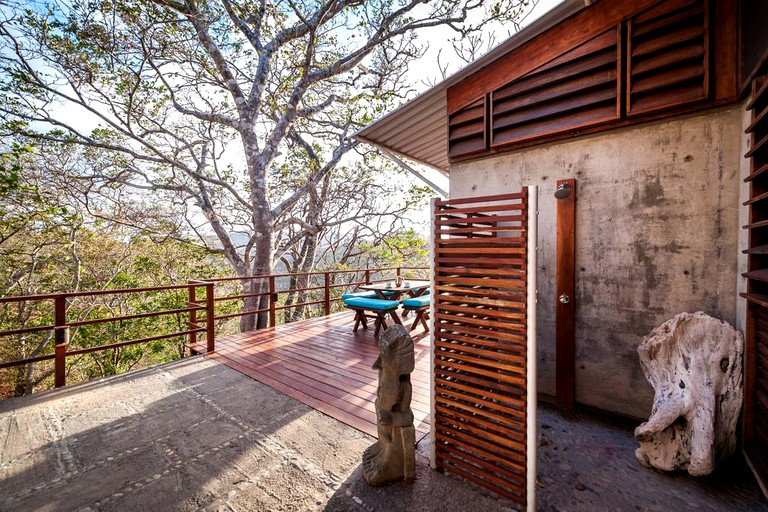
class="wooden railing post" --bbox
[188,283,197,353]
[268,276,276,327]
[396,266,401,279]
[205,282,215,353]
[54,295,68,388]
[365,269,371,285]
[324,272,331,316]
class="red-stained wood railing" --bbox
[202,266,428,327]
[0,266,428,390]
[0,283,210,389]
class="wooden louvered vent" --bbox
[743,60,768,493]
[444,0,736,165]
[627,0,709,116]
[490,27,620,147]
[448,96,487,158]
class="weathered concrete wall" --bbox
[450,105,744,418]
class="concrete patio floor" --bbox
[0,356,766,511]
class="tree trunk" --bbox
[239,127,275,332]
[238,272,272,332]
[283,232,319,323]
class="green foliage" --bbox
[0,230,234,398]
[355,229,429,269]
[0,142,233,397]
[0,143,72,243]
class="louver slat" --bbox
[433,190,530,506]
[448,96,487,158]
[742,51,768,496]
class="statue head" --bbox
[373,325,415,374]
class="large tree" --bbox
[0,0,532,329]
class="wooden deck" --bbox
[210,311,431,439]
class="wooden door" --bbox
[430,189,537,509]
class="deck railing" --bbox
[0,266,428,390]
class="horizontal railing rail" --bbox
[0,265,429,392]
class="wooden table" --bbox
[359,280,430,301]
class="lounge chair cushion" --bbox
[402,295,431,308]
[343,297,400,310]
[341,290,378,300]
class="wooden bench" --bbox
[401,294,430,332]
[343,297,402,338]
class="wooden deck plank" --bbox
[215,326,432,387]
[217,357,379,437]
[213,345,431,417]
[214,340,432,394]
[214,316,432,382]
[213,343,432,412]
[210,311,432,440]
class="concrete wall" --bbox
[450,105,745,418]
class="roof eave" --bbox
[353,0,587,171]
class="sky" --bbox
[408,0,565,93]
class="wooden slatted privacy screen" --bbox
[431,190,533,507]
[742,58,768,494]
[627,0,709,116]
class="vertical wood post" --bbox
[54,295,68,388]
[205,282,215,353]
[364,269,371,285]
[526,186,538,512]
[324,272,331,316]
[556,178,576,409]
[188,283,197,353]
[428,198,438,470]
[268,276,276,327]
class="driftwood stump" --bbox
[635,312,743,476]
[362,325,416,486]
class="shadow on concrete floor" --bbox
[0,356,371,511]
[324,402,768,512]
[2,357,766,512]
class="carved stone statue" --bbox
[363,324,416,486]
[635,311,743,476]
